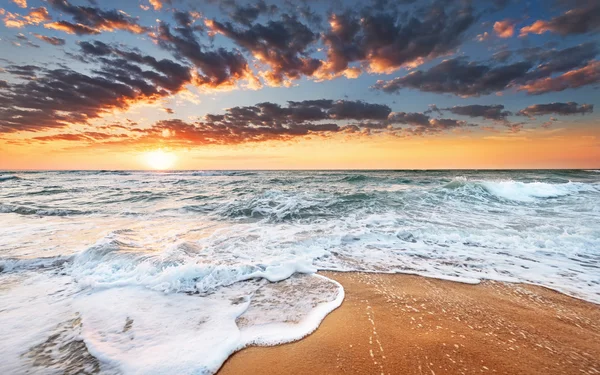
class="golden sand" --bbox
[219,272,600,375]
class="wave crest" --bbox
[444,177,596,202]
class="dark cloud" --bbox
[26,41,40,48]
[520,60,600,95]
[373,57,532,97]
[520,3,600,36]
[0,44,193,133]
[519,42,598,81]
[316,1,476,79]
[45,0,147,34]
[492,50,512,63]
[26,99,474,146]
[33,33,66,46]
[374,42,599,96]
[203,99,391,125]
[204,0,479,83]
[4,65,40,78]
[206,14,321,86]
[387,112,430,126]
[327,101,391,120]
[153,21,257,88]
[445,105,512,120]
[517,102,594,117]
[79,40,113,56]
[226,0,278,26]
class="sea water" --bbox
[0,170,598,374]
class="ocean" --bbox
[1,170,599,374]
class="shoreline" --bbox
[219,271,600,375]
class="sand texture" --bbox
[219,272,600,375]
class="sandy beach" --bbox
[219,272,600,375]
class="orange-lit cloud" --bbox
[519,60,600,95]
[1,7,50,28]
[149,0,163,11]
[520,4,600,36]
[12,0,27,8]
[44,0,147,35]
[44,21,99,35]
[493,20,515,38]
[32,33,66,46]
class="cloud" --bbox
[519,42,598,81]
[316,2,476,79]
[44,21,101,35]
[4,64,39,78]
[374,42,599,97]
[373,57,532,97]
[225,0,278,26]
[493,20,515,38]
[206,14,321,86]
[22,99,474,145]
[0,43,193,133]
[492,50,512,62]
[1,7,50,28]
[33,133,90,142]
[517,102,594,117]
[202,99,393,125]
[33,33,66,46]
[12,0,27,8]
[520,3,600,36]
[153,20,258,89]
[149,0,163,11]
[387,112,430,126]
[445,105,512,120]
[519,60,600,95]
[45,0,147,34]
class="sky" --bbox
[0,0,599,170]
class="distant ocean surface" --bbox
[1,170,599,374]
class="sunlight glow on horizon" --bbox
[142,149,178,170]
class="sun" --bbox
[143,149,177,170]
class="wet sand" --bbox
[219,272,600,375]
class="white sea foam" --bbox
[480,180,596,201]
[73,274,342,375]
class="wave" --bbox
[190,171,257,177]
[444,177,596,202]
[0,175,21,182]
[26,187,83,196]
[65,233,320,294]
[340,174,370,183]
[217,191,332,222]
[0,204,94,216]
[0,255,73,273]
[215,190,381,222]
[0,236,342,375]
[481,180,595,201]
